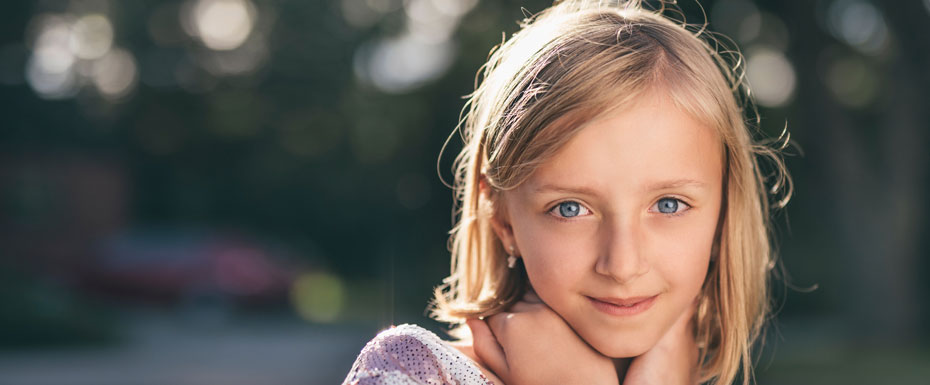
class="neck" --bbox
[613,357,632,381]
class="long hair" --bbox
[430,1,792,384]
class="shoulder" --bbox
[343,324,494,385]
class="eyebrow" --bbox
[643,179,708,191]
[533,179,708,195]
[533,184,601,196]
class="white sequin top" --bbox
[343,324,495,385]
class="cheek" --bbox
[647,212,718,301]
[511,217,596,298]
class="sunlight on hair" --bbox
[745,47,796,108]
[291,271,346,323]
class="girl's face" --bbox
[492,91,723,357]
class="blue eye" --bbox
[654,197,689,215]
[551,201,590,218]
[559,201,581,217]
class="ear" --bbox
[480,175,520,256]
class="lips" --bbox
[587,294,657,316]
[593,296,654,306]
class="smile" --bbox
[587,295,657,316]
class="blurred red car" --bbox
[75,229,297,309]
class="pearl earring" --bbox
[507,245,517,269]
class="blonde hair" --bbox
[430,1,792,384]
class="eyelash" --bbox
[652,197,692,217]
[546,197,692,221]
[547,201,592,222]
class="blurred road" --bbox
[0,312,374,385]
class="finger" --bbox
[466,318,509,377]
[485,312,513,343]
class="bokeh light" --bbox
[826,0,889,56]
[25,15,78,99]
[91,48,138,100]
[352,0,477,93]
[23,11,138,102]
[26,57,78,100]
[29,15,75,74]
[187,0,256,51]
[354,36,455,94]
[746,47,796,108]
[69,14,113,60]
[405,0,476,43]
[291,272,345,323]
[429,0,479,18]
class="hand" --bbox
[622,300,699,385]
[466,290,619,385]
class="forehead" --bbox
[523,92,724,194]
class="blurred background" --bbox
[0,0,927,384]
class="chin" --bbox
[590,336,653,358]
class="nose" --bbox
[594,215,650,283]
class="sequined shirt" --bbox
[343,324,495,385]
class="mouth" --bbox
[587,295,657,316]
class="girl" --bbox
[343,1,791,384]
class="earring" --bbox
[507,245,518,269]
